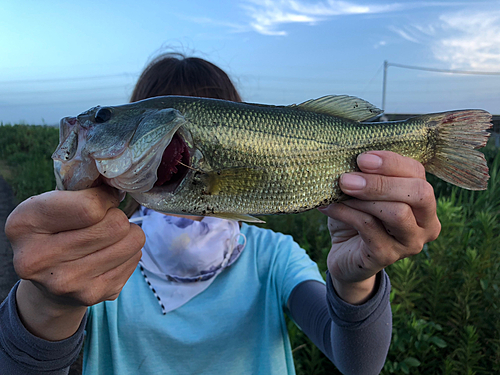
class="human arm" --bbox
[0,186,144,372]
[286,151,439,375]
[0,282,87,375]
[287,272,391,375]
[321,151,440,304]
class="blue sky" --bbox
[1,0,499,125]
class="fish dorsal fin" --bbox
[290,95,383,122]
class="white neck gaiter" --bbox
[130,207,246,314]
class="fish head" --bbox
[52,100,191,194]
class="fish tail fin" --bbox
[419,110,492,190]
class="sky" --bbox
[1,0,500,125]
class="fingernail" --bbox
[341,174,366,190]
[118,190,126,202]
[358,153,382,169]
[318,204,334,212]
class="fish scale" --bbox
[145,98,432,214]
[52,95,491,222]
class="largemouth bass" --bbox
[52,95,491,222]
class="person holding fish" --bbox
[0,53,490,375]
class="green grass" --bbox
[1,124,499,374]
[261,142,500,375]
[0,124,59,203]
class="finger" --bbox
[342,200,439,248]
[320,202,399,267]
[339,174,436,227]
[74,223,145,279]
[44,223,144,285]
[318,205,359,243]
[13,185,122,234]
[99,248,143,302]
[48,246,143,307]
[357,151,427,179]
[19,219,145,282]
[48,208,134,262]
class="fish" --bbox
[52,95,492,222]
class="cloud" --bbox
[388,25,423,44]
[241,0,406,36]
[389,8,500,71]
[239,0,486,40]
[433,10,500,70]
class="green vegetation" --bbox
[0,124,499,374]
[261,141,500,375]
[0,124,59,203]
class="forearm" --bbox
[288,271,392,375]
[330,273,377,305]
[16,280,88,341]
[326,271,392,374]
[0,282,87,374]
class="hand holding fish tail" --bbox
[319,151,441,305]
[5,186,145,341]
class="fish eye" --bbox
[95,108,112,123]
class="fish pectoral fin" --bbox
[291,95,383,122]
[211,213,265,223]
[199,167,267,196]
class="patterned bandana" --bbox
[130,207,246,314]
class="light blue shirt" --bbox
[83,223,324,375]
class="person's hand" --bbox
[5,185,145,340]
[319,151,441,305]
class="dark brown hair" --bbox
[123,53,242,217]
[130,53,241,103]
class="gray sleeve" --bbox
[287,270,392,375]
[0,281,87,375]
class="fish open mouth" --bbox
[54,116,192,193]
[154,132,190,190]
[90,131,191,193]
